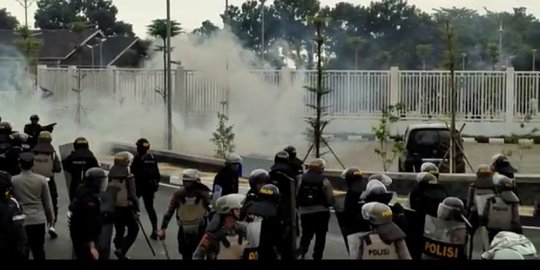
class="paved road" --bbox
[43,172,540,260]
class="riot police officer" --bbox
[349,202,410,260]
[62,137,99,201]
[158,169,211,260]
[338,168,369,253]
[69,168,108,260]
[481,174,522,242]
[212,154,242,201]
[193,194,247,260]
[421,162,440,179]
[0,122,20,176]
[284,146,304,181]
[109,151,139,260]
[24,115,41,149]
[31,131,62,239]
[422,197,469,260]
[243,184,282,260]
[0,170,28,260]
[269,150,297,260]
[491,154,518,179]
[466,164,495,251]
[408,172,448,260]
[243,169,271,219]
[130,138,161,239]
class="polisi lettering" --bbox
[368,249,390,256]
[424,240,458,258]
[381,210,392,218]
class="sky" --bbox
[2,0,539,38]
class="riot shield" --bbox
[333,194,351,253]
[422,215,467,260]
[58,143,74,193]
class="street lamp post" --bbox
[533,49,537,71]
[260,0,266,64]
[165,0,173,150]
[85,44,96,69]
[461,53,467,70]
[97,37,107,68]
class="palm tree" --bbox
[415,44,433,70]
[486,43,499,70]
[147,19,182,102]
[347,36,364,70]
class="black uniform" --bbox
[0,171,28,261]
[63,148,99,201]
[269,162,296,260]
[212,165,239,198]
[0,136,21,176]
[23,123,41,150]
[69,187,101,260]
[130,152,160,236]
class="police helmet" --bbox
[368,173,393,187]
[9,131,29,143]
[492,153,509,164]
[0,122,12,133]
[493,249,525,260]
[437,197,464,220]
[38,131,52,143]
[136,138,151,149]
[225,153,242,165]
[74,137,89,149]
[215,194,246,214]
[361,202,393,225]
[341,167,364,191]
[0,171,12,198]
[274,151,289,164]
[30,114,39,122]
[416,172,438,184]
[493,174,514,190]
[248,169,270,190]
[476,164,492,176]
[283,146,297,159]
[258,184,280,206]
[308,158,326,171]
[421,162,439,178]
[84,167,108,192]
[182,169,200,183]
[113,151,134,166]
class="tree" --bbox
[147,19,182,103]
[416,44,433,70]
[192,20,219,37]
[0,8,20,30]
[372,104,404,171]
[305,16,331,159]
[15,26,43,74]
[34,0,78,29]
[210,113,236,159]
[486,43,499,70]
[347,36,364,69]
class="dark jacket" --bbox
[23,123,41,149]
[212,166,239,198]
[63,149,99,199]
[0,197,28,260]
[130,152,161,194]
[69,187,101,244]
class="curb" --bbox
[324,133,540,145]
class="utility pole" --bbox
[498,19,503,65]
[260,0,266,64]
[15,0,36,28]
[533,49,537,71]
[166,0,173,149]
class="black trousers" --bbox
[299,211,330,260]
[48,177,58,224]
[177,226,204,260]
[138,192,158,232]
[25,224,46,260]
[99,216,114,260]
[113,207,139,256]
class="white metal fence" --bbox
[35,66,540,123]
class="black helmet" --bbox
[341,167,364,192]
[437,197,464,220]
[249,169,270,190]
[283,146,297,160]
[30,114,39,122]
[73,137,89,149]
[0,171,12,200]
[421,162,439,178]
[274,151,289,164]
[258,184,281,206]
[83,167,108,192]
[0,122,12,134]
[136,138,150,149]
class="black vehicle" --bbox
[398,123,465,173]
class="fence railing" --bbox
[35,65,540,124]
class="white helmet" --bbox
[215,194,246,214]
[182,169,200,182]
[226,153,243,165]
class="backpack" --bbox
[298,173,327,207]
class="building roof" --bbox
[0,29,100,59]
[60,36,139,67]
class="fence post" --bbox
[36,65,46,92]
[505,67,515,125]
[390,66,400,106]
[107,65,116,94]
[175,66,187,123]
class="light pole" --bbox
[96,37,107,68]
[533,49,537,71]
[498,18,503,64]
[461,53,467,70]
[165,0,173,150]
[85,44,96,69]
[15,0,36,28]
[260,0,266,64]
